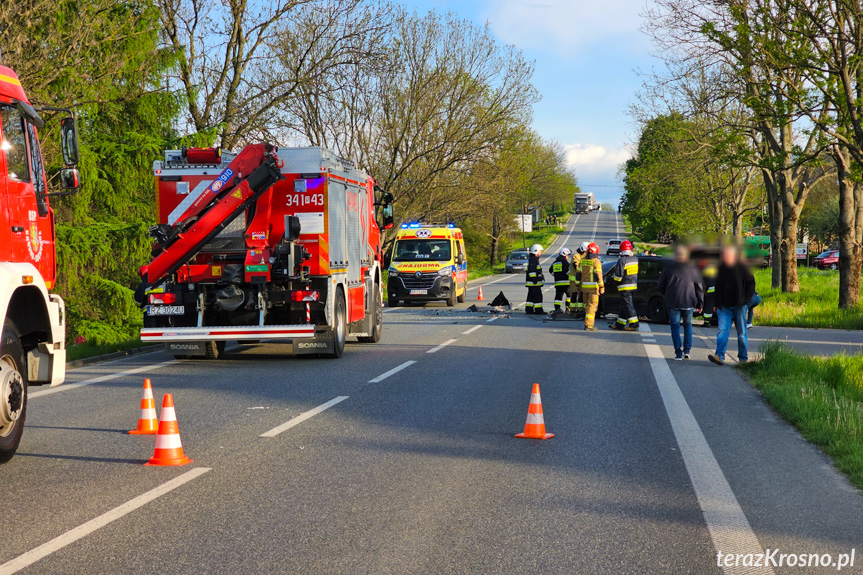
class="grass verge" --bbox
[752,267,863,330]
[740,341,863,489]
[66,338,148,362]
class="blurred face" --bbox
[675,246,689,263]
[721,246,738,266]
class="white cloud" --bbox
[564,143,630,177]
[485,0,645,55]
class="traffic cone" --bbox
[477,286,485,301]
[145,394,192,466]
[515,383,554,440]
[128,378,159,435]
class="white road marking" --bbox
[640,324,774,575]
[427,339,457,354]
[0,467,211,575]
[590,214,600,242]
[462,325,484,335]
[487,316,500,323]
[30,361,175,399]
[616,212,621,237]
[260,396,349,437]
[368,360,417,383]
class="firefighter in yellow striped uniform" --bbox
[568,242,589,317]
[701,262,717,325]
[610,240,639,331]
[549,247,572,313]
[524,243,545,314]
[578,242,604,331]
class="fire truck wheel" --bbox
[332,289,347,358]
[0,321,27,462]
[205,341,226,360]
[457,281,467,303]
[358,283,382,344]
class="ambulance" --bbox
[386,223,467,307]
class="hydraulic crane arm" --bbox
[145,143,283,287]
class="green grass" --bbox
[752,267,863,330]
[740,342,863,489]
[66,338,150,362]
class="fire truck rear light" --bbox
[148,293,176,305]
[290,290,319,302]
[22,275,33,285]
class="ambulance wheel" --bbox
[457,282,467,303]
[331,289,347,358]
[358,283,382,343]
[0,321,27,463]
[446,288,456,307]
[388,295,399,308]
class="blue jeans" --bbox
[667,308,693,354]
[716,306,748,361]
[747,293,761,324]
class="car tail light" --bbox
[290,290,319,302]
[148,293,177,305]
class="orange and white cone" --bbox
[128,378,158,435]
[515,383,554,440]
[477,286,485,301]
[145,394,192,466]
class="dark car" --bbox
[598,255,671,323]
[814,250,839,270]
[505,250,530,273]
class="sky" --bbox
[398,0,658,206]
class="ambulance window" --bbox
[0,107,31,182]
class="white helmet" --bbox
[529,244,543,255]
[560,248,572,258]
[578,241,590,254]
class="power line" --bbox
[578,184,624,188]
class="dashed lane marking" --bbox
[30,361,175,399]
[462,325,484,335]
[487,316,500,323]
[640,324,774,575]
[368,361,417,383]
[260,396,349,437]
[0,467,211,575]
[427,339,457,354]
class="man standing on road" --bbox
[708,245,755,365]
[525,244,545,315]
[550,248,572,314]
[568,242,589,317]
[658,245,704,360]
[609,240,639,331]
[579,242,604,331]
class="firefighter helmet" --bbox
[560,247,572,258]
[587,242,599,254]
[577,241,590,254]
[529,244,543,255]
[620,240,633,254]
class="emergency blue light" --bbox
[409,223,421,228]
[400,223,408,229]
[447,223,455,228]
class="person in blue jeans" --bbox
[709,245,756,365]
[746,291,761,327]
[658,245,704,360]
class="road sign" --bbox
[515,215,532,233]
[796,243,808,259]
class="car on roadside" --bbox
[505,250,530,273]
[606,239,623,256]
[598,255,671,323]
[814,250,839,270]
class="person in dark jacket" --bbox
[658,245,704,360]
[609,240,639,331]
[708,245,756,365]
[525,243,545,315]
[549,248,572,313]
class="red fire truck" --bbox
[138,145,393,358]
[0,64,81,460]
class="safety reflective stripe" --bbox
[617,317,627,325]
[585,314,594,319]
[581,281,598,287]
[553,263,563,272]
[628,317,638,322]
[528,272,537,277]
[525,283,543,287]
[707,286,715,293]
[613,275,622,282]
[618,285,637,291]
[624,264,638,274]
[554,281,569,286]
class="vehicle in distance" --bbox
[606,239,623,256]
[813,250,839,270]
[574,192,594,214]
[598,255,670,324]
[505,250,529,273]
[387,224,467,307]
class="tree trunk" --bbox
[835,145,863,308]
[489,214,501,267]
[764,171,783,289]
[780,185,801,293]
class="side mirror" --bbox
[16,100,44,129]
[457,253,465,265]
[285,215,301,241]
[61,117,80,165]
[381,205,394,230]
[59,167,80,191]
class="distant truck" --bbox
[575,192,594,214]
[139,146,393,358]
[0,63,81,460]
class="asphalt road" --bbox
[3,211,863,574]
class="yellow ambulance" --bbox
[386,223,468,307]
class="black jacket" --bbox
[658,261,704,310]
[715,262,755,308]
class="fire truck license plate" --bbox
[409,289,428,295]
[146,305,185,316]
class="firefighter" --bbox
[525,243,545,315]
[610,239,639,331]
[700,260,718,326]
[568,242,589,316]
[579,242,604,331]
[549,247,572,313]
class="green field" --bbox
[740,342,863,489]
[752,267,863,330]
